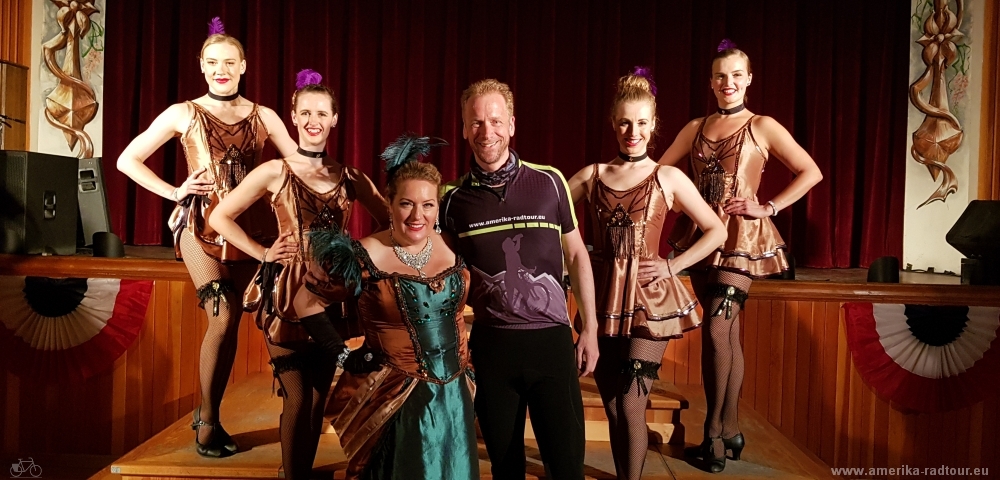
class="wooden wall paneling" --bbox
[741,302,757,409]
[793,301,812,447]
[661,333,678,384]
[819,302,839,464]
[767,299,784,428]
[112,354,127,455]
[805,302,822,454]
[886,405,905,480]
[845,355,861,468]
[780,299,799,439]
[123,308,142,453]
[180,282,201,421]
[673,308,690,385]
[753,299,772,418]
[689,307,702,386]
[166,281,184,425]
[151,281,169,436]
[863,384,877,472]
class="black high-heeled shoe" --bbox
[707,437,726,473]
[191,406,237,457]
[684,439,710,458]
[723,432,745,460]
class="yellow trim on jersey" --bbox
[520,160,578,228]
[458,222,562,238]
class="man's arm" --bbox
[563,229,599,376]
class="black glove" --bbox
[342,344,383,374]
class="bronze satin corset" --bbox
[169,101,271,262]
[586,165,700,340]
[690,115,767,208]
[667,115,790,277]
[248,162,357,346]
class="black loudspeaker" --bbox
[0,150,79,255]
[867,256,900,283]
[946,200,1000,285]
[78,157,112,246]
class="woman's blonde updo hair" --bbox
[200,18,245,60]
[200,34,245,60]
[385,162,443,202]
[610,67,659,142]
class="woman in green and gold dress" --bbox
[315,134,478,480]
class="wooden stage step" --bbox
[98,372,832,479]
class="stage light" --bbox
[945,200,1000,285]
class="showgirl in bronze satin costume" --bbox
[658,41,823,473]
[209,71,388,479]
[568,68,726,480]
[115,18,298,458]
[317,135,478,480]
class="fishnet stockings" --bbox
[266,343,336,480]
[179,232,256,445]
[594,336,668,480]
[692,270,753,442]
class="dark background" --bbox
[103,0,910,268]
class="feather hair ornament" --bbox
[379,133,449,180]
[208,17,225,36]
[717,38,738,52]
[631,66,657,96]
[309,227,363,297]
[296,69,323,90]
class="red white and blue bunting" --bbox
[0,276,152,382]
[843,302,1000,413]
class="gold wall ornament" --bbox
[42,0,100,158]
[909,0,965,208]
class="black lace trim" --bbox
[707,283,749,320]
[196,279,235,316]
[622,358,660,396]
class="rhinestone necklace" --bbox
[391,233,433,277]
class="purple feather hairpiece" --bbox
[296,69,323,90]
[208,17,225,36]
[717,38,737,52]
[631,66,657,96]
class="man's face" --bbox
[462,92,515,170]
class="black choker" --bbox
[297,147,326,158]
[207,91,239,102]
[717,103,746,116]
[617,151,648,162]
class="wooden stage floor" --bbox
[91,372,832,480]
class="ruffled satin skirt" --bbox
[590,255,701,340]
[668,208,789,278]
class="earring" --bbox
[434,218,442,234]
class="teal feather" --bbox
[379,133,448,178]
[309,228,362,297]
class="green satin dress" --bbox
[328,242,478,480]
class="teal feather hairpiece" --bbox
[379,133,448,179]
[309,227,362,297]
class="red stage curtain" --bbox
[103,0,909,268]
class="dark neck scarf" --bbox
[717,103,746,116]
[617,151,648,162]
[471,149,519,186]
[207,91,239,102]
